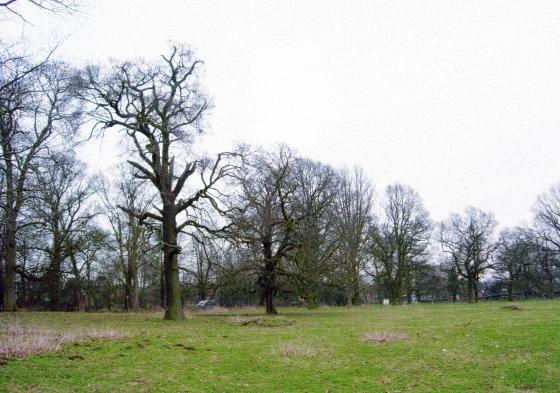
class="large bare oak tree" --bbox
[83,44,237,320]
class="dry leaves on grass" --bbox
[0,322,126,358]
[276,342,318,358]
[362,331,407,344]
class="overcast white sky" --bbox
[4,0,560,228]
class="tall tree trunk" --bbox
[73,279,85,312]
[262,253,277,315]
[162,208,184,320]
[85,263,92,311]
[346,258,360,306]
[305,289,319,309]
[375,276,384,304]
[345,269,353,307]
[45,262,62,311]
[473,277,480,303]
[46,242,63,311]
[466,273,475,303]
[352,288,361,306]
[261,240,277,315]
[69,254,85,312]
[388,280,401,305]
[3,222,17,311]
[0,260,4,309]
[351,269,361,305]
[21,277,29,307]
[159,266,166,308]
[405,268,413,304]
[124,278,131,310]
[263,261,277,315]
[2,141,17,312]
[130,265,140,311]
[74,275,86,312]
[127,212,140,311]
[395,268,404,305]
[124,262,139,311]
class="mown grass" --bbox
[0,301,558,392]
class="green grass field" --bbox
[0,301,559,392]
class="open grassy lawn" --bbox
[0,301,559,392]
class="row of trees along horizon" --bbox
[2,44,559,319]
[1,6,559,318]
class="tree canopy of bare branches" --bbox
[439,207,497,303]
[371,183,432,305]
[81,44,239,320]
[1,47,80,311]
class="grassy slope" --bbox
[0,301,558,392]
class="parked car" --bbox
[195,299,217,310]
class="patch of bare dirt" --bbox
[503,304,522,311]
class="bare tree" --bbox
[495,227,533,301]
[82,44,238,320]
[534,184,560,252]
[533,185,560,296]
[440,259,462,303]
[181,235,238,302]
[0,159,5,304]
[439,207,497,303]
[370,183,432,305]
[101,167,156,312]
[66,225,108,311]
[29,153,95,310]
[0,0,79,22]
[186,237,217,302]
[531,238,559,298]
[334,167,373,306]
[1,49,79,311]
[229,146,301,315]
[288,158,339,308]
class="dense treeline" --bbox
[1,43,559,319]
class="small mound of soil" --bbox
[228,316,294,327]
[175,343,196,350]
